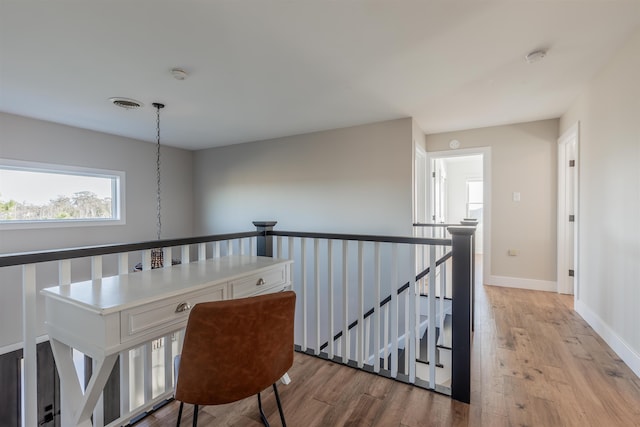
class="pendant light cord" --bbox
[153,103,165,241]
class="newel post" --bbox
[447,225,475,404]
[461,218,478,332]
[253,221,277,257]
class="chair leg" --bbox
[257,392,270,427]
[176,401,184,427]
[273,383,287,427]
[192,404,198,427]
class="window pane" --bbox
[467,203,483,221]
[467,181,483,204]
[0,161,122,224]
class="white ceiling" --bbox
[2,1,639,151]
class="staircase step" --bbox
[438,314,452,349]
[419,293,452,300]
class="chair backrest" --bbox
[175,291,296,405]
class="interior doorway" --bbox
[426,147,491,285]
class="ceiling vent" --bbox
[110,97,143,109]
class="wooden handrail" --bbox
[269,229,451,246]
[0,231,260,268]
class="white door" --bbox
[557,124,579,295]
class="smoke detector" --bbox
[110,97,143,109]
[171,68,188,80]
[525,49,547,64]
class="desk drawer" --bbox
[229,265,287,298]
[121,283,226,344]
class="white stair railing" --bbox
[270,231,454,393]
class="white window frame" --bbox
[465,178,483,220]
[0,158,126,230]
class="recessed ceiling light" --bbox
[525,49,547,64]
[109,97,143,109]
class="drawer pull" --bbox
[256,278,266,286]
[175,302,192,313]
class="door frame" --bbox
[413,145,428,224]
[426,146,491,286]
[557,122,580,296]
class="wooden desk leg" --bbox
[49,339,118,427]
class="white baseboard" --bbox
[575,299,640,379]
[487,275,557,292]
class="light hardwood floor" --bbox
[135,281,640,426]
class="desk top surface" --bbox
[41,255,291,315]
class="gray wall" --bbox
[193,118,414,236]
[560,28,640,375]
[426,119,559,286]
[0,113,194,348]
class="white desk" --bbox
[41,255,292,427]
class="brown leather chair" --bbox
[174,291,296,427]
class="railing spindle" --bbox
[373,242,381,373]
[118,253,129,274]
[276,236,283,258]
[328,240,334,360]
[162,335,172,396]
[314,238,320,355]
[91,255,105,426]
[364,316,371,366]
[428,247,437,388]
[162,249,173,396]
[163,248,172,269]
[408,244,417,383]
[390,244,398,377]
[404,289,409,375]
[342,240,349,363]
[22,264,37,427]
[301,238,307,352]
[439,256,447,341]
[91,255,102,279]
[213,241,220,258]
[357,241,364,368]
[181,245,189,264]
[117,253,130,416]
[59,259,71,285]
[143,249,152,270]
[383,304,389,370]
[143,344,152,404]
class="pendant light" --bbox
[151,102,165,269]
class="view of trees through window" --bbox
[0,191,112,221]
[0,165,119,222]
